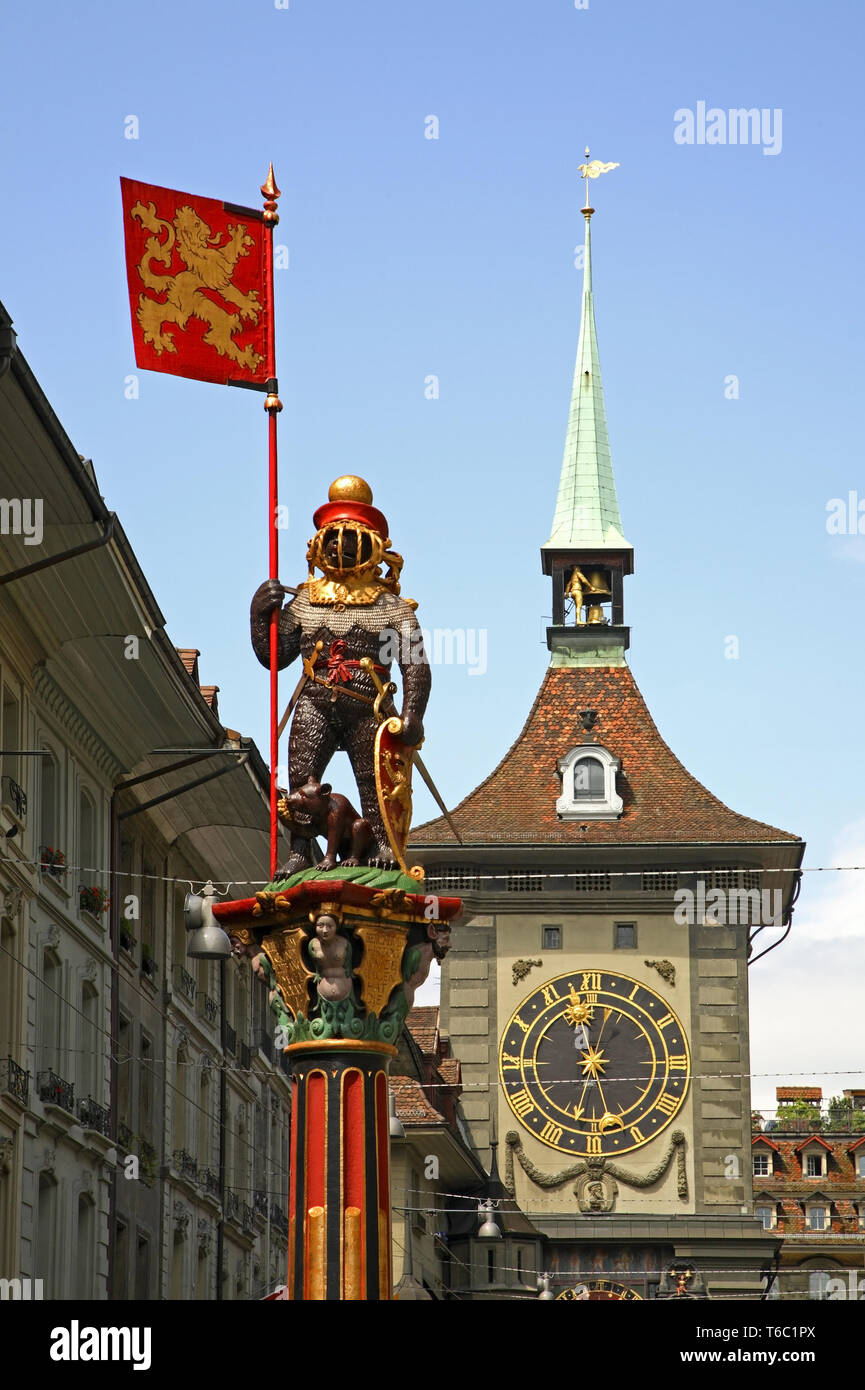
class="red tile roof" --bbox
[777,1087,822,1101]
[390,1076,445,1125]
[405,1006,440,1057]
[410,665,800,845]
[176,648,201,680]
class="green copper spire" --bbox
[543,192,631,553]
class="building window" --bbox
[506,873,542,892]
[556,744,623,822]
[614,923,636,949]
[755,1205,775,1230]
[807,1206,828,1232]
[39,750,59,852]
[856,1153,865,1179]
[804,1152,825,1178]
[573,756,605,801]
[79,788,96,875]
[753,1152,771,1177]
[542,925,561,950]
[75,1196,94,1298]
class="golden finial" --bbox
[261,162,281,225]
[578,146,620,212]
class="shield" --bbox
[373,716,422,878]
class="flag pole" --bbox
[261,164,282,880]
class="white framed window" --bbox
[755,1205,776,1230]
[542,925,561,950]
[753,1151,771,1177]
[807,1205,829,1232]
[556,744,623,821]
[856,1152,865,1179]
[804,1151,825,1178]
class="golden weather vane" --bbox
[578,145,620,208]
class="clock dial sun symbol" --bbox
[498,970,689,1156]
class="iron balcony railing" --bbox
[223,1022,237,1056]
[225,1189,240,1223]
[1,775,26,819]
[202,1167,221,1200]
[270,1203,289,1237]
[242,1202,255,1232]
[173,1148,198,1183]
[37,1069,74,1113]
[200,993,218,1025]
[79,1096,111,1136]
[2,1056,29,1105]
[173,964,197,1004]
[254,1190,269,1219]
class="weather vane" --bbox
[578,146,620,209]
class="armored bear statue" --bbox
[251,476,430,875]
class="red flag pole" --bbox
[261,164,282,880]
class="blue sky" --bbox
[2,0,863,1109]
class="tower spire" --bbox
[543,150,629,553]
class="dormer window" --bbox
[556,745,623,821]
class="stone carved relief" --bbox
[197,1218,213,1259]
[173,1201,191,1237]
[83,957,98,984]
[512,958,542,987]
[0,1136,14,1174]
[644,958,676,986]
[503,1129,688,1210]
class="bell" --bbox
[586,569,612,598]
[184,885,232,959]
[586,605,607,625]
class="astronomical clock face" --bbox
[499,969,689,1157]
[557,1281,642,1301]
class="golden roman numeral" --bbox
[669,1055,687,1071]
[581,971,601,991]
[586,1135,602,1155]
[657,1013,675,1030]
[630,1125,645,1144]
[510,1089,534,1118]
[501,1054,520,1069]
[655,1092,678,1116]
[542,984,560,1007]
[629,984,640,1001]
[513,1015,530,1034]
[540,1121,563,1145]
[583,992,598,1007]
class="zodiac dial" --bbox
[499,969,689,1156]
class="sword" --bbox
[358,658,463,846]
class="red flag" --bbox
[120,177,271,388]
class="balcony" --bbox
[1,1056,29,1105]
[1,774,26,820]
[223,1022,237,1056]
[202,1167,221,1200]
[173,1148,199,1184]
[259,1030,273,1062]
[173,964,197,1005]
[225,1188,240,1223]
[238,1041,251,1070]
[254,1190,269,1219]
[271,1203,289,1237]
[119,924,137,955]
[242,1202,255,1233]
[37,1069,74,1113]
[199,992,218,1026]
[79,1096,111,1137]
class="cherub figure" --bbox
[307,911,354,1004]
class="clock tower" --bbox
[410,175,804,1301]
